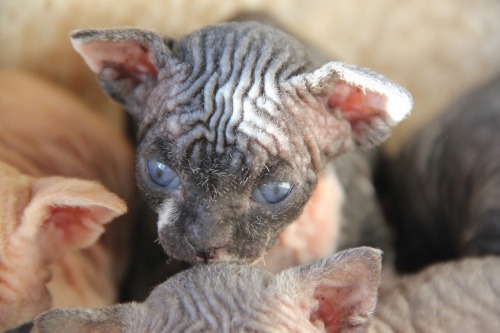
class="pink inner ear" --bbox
[40,206,106,261]
[309,282,373,333]
[310,286,349,333]
[78,40,158,79]
[329,82,387,124]
[50,207,103,246]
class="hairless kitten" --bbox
[382,74,500,272]
[18,247,500,333]
[70,22,412,272]
[28,247,383,333]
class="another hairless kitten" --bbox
[18,247,500,333]
[383,75,500,272]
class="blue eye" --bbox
[146,159,181,189]
[252,182,293,204]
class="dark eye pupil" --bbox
[154,164,168,179]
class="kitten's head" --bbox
[71,22,411,264]
[34,247,382,333]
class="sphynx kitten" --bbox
[0,70,135,330]
[70,21,412,272]
[27,247,383,333]
[26,248,500,333]
[383,74,500,272]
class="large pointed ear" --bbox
[286,61,412,154]
[70,28,178,117]
[34,304,139,333]
[275,247,382,333]
[23,177,127,262]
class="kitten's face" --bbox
[71,22,412,264]
[136,129,316,264]
[132,24,321,263]
[133,33,318,262]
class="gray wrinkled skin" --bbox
[385,75,500,272]
[71,22,412,265]
[372,256,500,333]
[25,248,500,333]
[32,247,383,333]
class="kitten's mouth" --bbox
[184,243,265,265]
[161,232,270,265]
[191,251,262,265]
[187,255,259,265]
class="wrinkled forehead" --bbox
[142,25,314,175]
[146,265,316,333]
[150,264,274,308]
[176,22,311,75]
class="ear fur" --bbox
[70,28,178,116]
[287,61,412,153]
[276,247,382,333]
